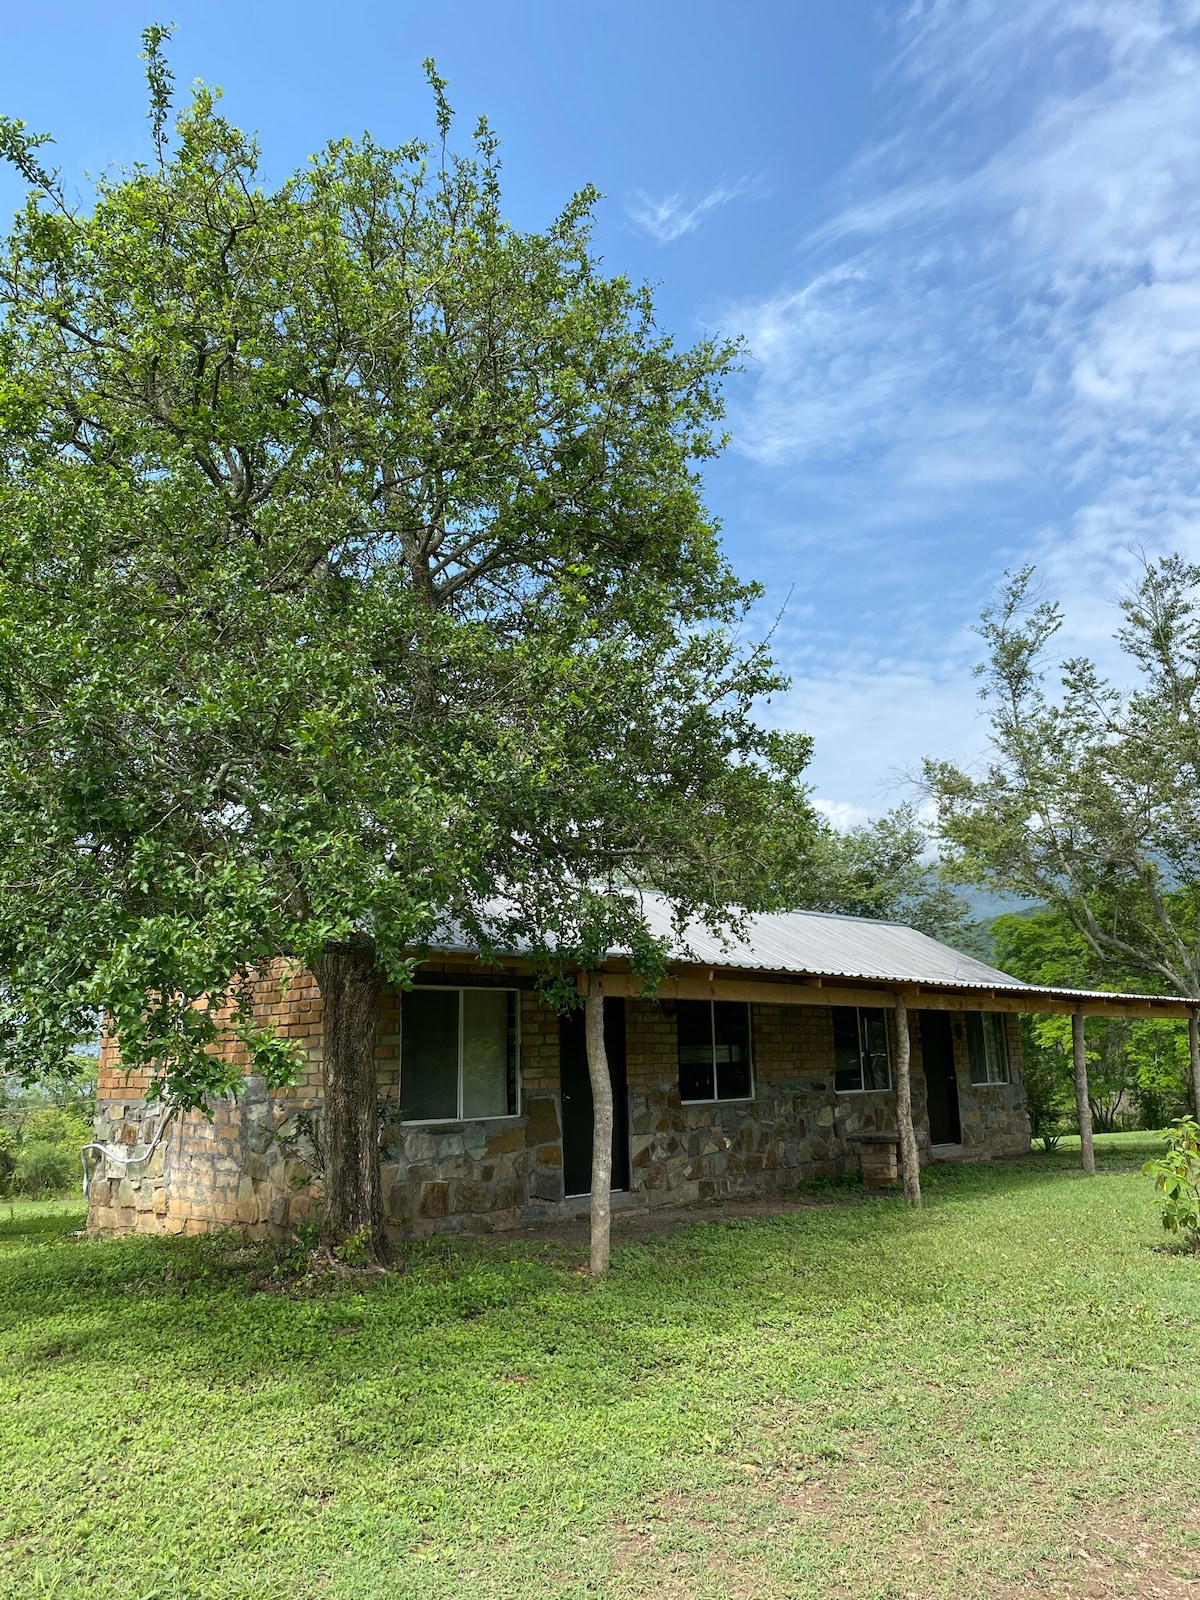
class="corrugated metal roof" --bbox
[633,901,1185,1006]
[632,898,1028,989]
[432,895,1188,1008]
[432,896,1196,1004]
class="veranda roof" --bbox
[429,897,1194,1021]
[627,901,1195,1020]
[635,901,1019,990]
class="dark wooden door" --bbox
[918,1010,961,1145]
[559,1000,630,1197]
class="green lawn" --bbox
[3,1136,1198,1600]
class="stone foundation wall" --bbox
[88,966,567,1240]
[88,971,1030,1240]
[87,964,324,1237]
[623,999,941,1208]
[955,1012,1031,1158]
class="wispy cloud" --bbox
[627,175,762,244]
[812,797,876,832]
[728,0,1200,812]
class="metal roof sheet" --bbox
[631,898,1028,989]
[429,895,1188,1008]
[631,901,1184,1006]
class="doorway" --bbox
[918,1010,961,1145]
[559,999,630,1197]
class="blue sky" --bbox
[3,2,1199,822]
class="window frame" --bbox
[399,984,521,1125]
[832,1005,893,1094]
[967,1011,1010,1086]
[676,999,756,1105]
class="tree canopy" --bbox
[992,910,1193,1136]
[798,804,984,955]
[926,558,1200,998]
[926,556,1200,1122]
[0,31,818,1257]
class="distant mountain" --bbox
[958,886,1041,922]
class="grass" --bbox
[2,1134,1198,1600]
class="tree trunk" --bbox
[585,971,614,1275]
[1072,1007,1096,1174]
[1190,1008,1200,1122]
[894,990,921,1207]
[314,938,389,1264]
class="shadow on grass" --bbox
[0,1200,86,1242]
[0,1133,1172,1390]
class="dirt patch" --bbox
[984,1549,1200,1599]
[990,1505,1200,1599]
[612,1492,803,1600]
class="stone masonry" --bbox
[88,964,1030,1241]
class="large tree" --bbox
[925,557,1200,1131]
[0,32,815,1262]
[463,603,816,1271]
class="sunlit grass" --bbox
[1,1135,1196,1599]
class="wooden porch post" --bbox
[585,972,614,1275]
[1189,1007,1200,1122]
[1072,1006,1096,1174]
[893,989,921,1207]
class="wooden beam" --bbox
[408,953,1191,1021]
[594,969,1192,1021]
[905,990,1190,1020]
[597,971,897,1010]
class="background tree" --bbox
[801,804,986,953]
[0,1053,96,1198]
[0,33,815,1263]
[926,557,1200,1149]
[992,911,1192,1137]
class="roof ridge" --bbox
[773,906,911,929]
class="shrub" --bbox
[0,1128,16,1189]
[1016,1015,1073,1144]
[1143,1117,1200,1250]
[13,1141,79,1198]
[19,1106,92,1149]
[0,1102,92,1198]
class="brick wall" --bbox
[88,964,324,1237]
[88,970,1030,1240]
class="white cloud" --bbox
[812,798,875,832]
[1074,281,1200,413]
[727,0,1200,818]
[627,175,762,244]
[781,660,987,819]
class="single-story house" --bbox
[86,903,1195,1239]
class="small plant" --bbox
[336,1225,373,1269]
[275,1110,323,1180]
[1037,1129,1063,1153]
[269,1219,322,1279]
[1143,1117,1200,1249]
[377,1098,406,1154]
